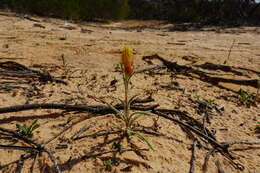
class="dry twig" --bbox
[189,140,197,173]
[0,103,159,114]
[0,127,61,173]
[143,54,259,89]
[215,160,226,173]
[224,39,235,64]
[73,130,122,141]
[202,148,215,172]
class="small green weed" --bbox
[239,89,253,106]
[194,94,215,105]
[101,159,115,171]
[195,94,201,100]
[16,120,40,137]
[206,98,215,105]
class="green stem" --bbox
[124,74,130,128]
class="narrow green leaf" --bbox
[129,111,150,119]
[28,120,38,132]
[101,100,126,121]
[127,129,154,150]
[31,124,40,132]
[21,126,29,135]
[128,115,143,127]
[128,93,140,107]
[16,124,22,129]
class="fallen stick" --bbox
[59,148,148,171]
[73,130,122,141]
[0,61,67,85]
[15,155,25,173]
[152,110,225,150]
[0,103,159,114]
[156,108,216,140]
[189,140,197,173]
[29,153,38,173]
[70,124,93,140]
[202,148,215,172]
[44,124,74,144]
[0,123,77,172]
[134,64,166,73]
[0,145,38,152]
[194,62,244,76]
[143,54,259,89]
[154,109,245,170]
[221,141,260,146]
[223,39,235,64]
[0,153,34,170]
[0,127,61,173]
[215,160,226,173]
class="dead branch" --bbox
[235,66,260,75]
[59,148,148,171]
[15,155,25,173]
[134,128,164,137]
[155,108,216,140]
[73,130,122,141]
[0,145,38,152]
[0,153,34,171]
[202,148,215,172]
[134,64,166,73]
[143,54,259,89]
[224,39,235,64]
[194,62,245,76]
[0,103,159,114]
[221,141,260,146]
[152,110,225,150]
[70,124,93,140]
[29,153,38,173]
[0,84,28,91]
[0,122,76,172]
[0,61,67,85]
[229,146,260,152]
[23,15,40,22]
[189,140,197,173]
[153,110,246,171]
[131,95,155,104]
[215,160,226,173]
[44,124,74,144]
[0,127,61,173]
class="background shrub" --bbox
[4,0,128,20]
[1,0,260,25]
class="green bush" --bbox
[80,0,128,20]
[127,0,260,25]
[2,0,260,24]
[5,0,129,20]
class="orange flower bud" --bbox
[121,46,134,75]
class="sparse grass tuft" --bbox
[239,89,253,106]
[16,120,40,137]
[101,159,115,171]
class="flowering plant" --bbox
[107,46,153,149]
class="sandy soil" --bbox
[0,11,259,173]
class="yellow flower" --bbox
[121,46,134,75]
